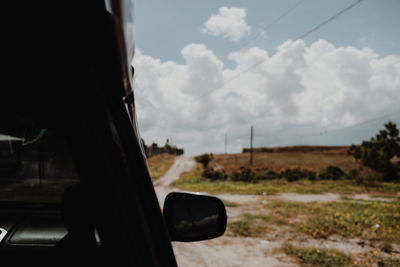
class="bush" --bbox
[203,167,228,181]
[318,165,344,180]
[283,244,352,267]
[280,168,316,182]
[255,170,280,181]
[344,168,359,180]
[231,166,255,182]
[357,173,381,187]
[195,153,213,168]
[348,121,400,181]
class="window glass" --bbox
[0,129,79,204]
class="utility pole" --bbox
[250,125,254,165]
[225,133,227,154]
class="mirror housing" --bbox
[163,192,226,242]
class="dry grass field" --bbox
[210,146,368,174]
[173,147,400,195]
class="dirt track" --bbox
[154,156,399,266]
[154,156,297,267]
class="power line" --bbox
[197,59,265,99]
[225,111,400,147]
[197,0,366,100]
[240,0,305,48]
[307,110,400,136]
[296,0,364,40]
[272,111,400,144]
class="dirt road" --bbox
[154,157,400,266]
[154,156,297,267]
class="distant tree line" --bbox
[141,138,184,158]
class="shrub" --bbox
[318,165,344,180]
[280,168,315,182]
[231,166,255,182]
[203,167,228,181]
[283,244,352,267]
[358,173,381,187]
[266,170,279,178]
[255,170,280,181]
[176,148,184,155]
[348,121,400,181]
[344,168,359,180]
[195,153,213,168]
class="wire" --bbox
[197,59,266,99]
[197,0,366,100]
[296,0,364,40]
[274,111,400,144]
[226,111,400,147]
[240,0,305,48]
[309,110,400,136]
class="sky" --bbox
[132,0,400,155]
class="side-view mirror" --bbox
[163,192,227,242]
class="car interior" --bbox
[1,1,226,266]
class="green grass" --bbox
[261,200,400,244]
[229,213,272,237]
[282,244,353,267]
[370,194,397,199]
[298,201,400,243]
[173,164,400,195]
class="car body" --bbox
[1,1,225,266]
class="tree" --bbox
[195,153,214,168]
[348,121,400,181]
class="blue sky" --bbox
[135,0,399,66]
[132,0,400,155]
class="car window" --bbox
[0,128,79,204]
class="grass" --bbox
[298,201,400,243]
[147,153,178,180]
[226,200,400,243]
[262,200,400,244]
[222,200,240,207]
[211,151,363,174]
[370,194,397,199]
[282,244,353,267]
[173,164,400,195]
[229,213,272,237]
[377,256,400,267]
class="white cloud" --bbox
[201,7,251,42]
[133,40,400,155]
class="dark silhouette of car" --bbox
[0,1,226,266]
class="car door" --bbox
[2,0,178,266]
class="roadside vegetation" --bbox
[348,121,400,182]
[224,199,400,266]
[227,199,400,244]
[282,244,353,267]
[173,164,400,195]
[147,153,178,180]
[177,122,400,195]
[229,213,271,237]
[172,123,400,265]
